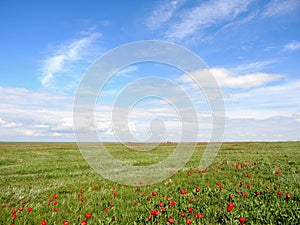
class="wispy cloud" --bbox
[282,41,300,52]
[146,0,184,30]
[40,31,101,91]
[263,0,300,17]
[178,67,284,89]
[164,0,253,41]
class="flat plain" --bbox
[0,142,299,224]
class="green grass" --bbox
[0,142,299,224]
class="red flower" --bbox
[150,209,159,216]
[160,207,165,213]
[275,171,280,175]
[40,220,47,225]
[53,194,58,199]
[195,187,201,192]
[93,185,98,190]
[186,219,193,224]
[168,217,175,223]
[147,196,151,201]
[195,213,203,219]
[12,214,17,219]
[63,221,69,225]
[242,192,247,197]
[81,198,86,202]
[169,201,176,206]
[256,191,261,196]
[27,207,32,213]
[277,191,282,195]
[219,185,224,190]
[188,207,193,213]
[113,192,117,197]
[53,201,58,205]
[159,202,164,207]
[247,184,251,189]
[80,220,87,225]
[54,208,59,212]
[286,192,291,199]
[180,211,185,217]
[152,191,157,196]
[22,200,26,205]
[181,189,188,194]
[85,213,92,219]
[238,217,246,223]
[11,209,17,214]
[104,208,109,213]
[227,202,234,212]
[266,185,270,189]
[18,207,23,211]
[189,199,193,203]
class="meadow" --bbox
[0,142,299,224]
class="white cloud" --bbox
[146,0,183,30]
[282,41,300,52]
[165,0,253,41]
[263,0,300,17]
[40,31,101,90]
[178,67,283,89]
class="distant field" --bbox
[0,142,299,224]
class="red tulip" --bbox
[227,202,234,212]
[168,217,175,223]
[186,219,193,224]
[27,207,32,213]
[84,213,91,219]
[238,217,246,223]
[40,220,47,225]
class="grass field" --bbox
[0,142,299,224]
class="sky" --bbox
[0,0,300,142]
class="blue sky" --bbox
[0,0,300,141]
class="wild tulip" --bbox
[170,201,176,206]
[186,219,193,224]
[227,202,234,212]
[195,213,203,219]
[113,192,117,197]
[80,220,87,225]
[63,221,69,225]
[277,191,283,195]
[152,191,157,196]
[18,207,23,211]
[188,207,193,213]
[168,217,175,223]
[85,213,92,219]
[180,211,185,217]
[239,217,246,223]
[275,171,280,175]
[41,220,47,225]
[11,209,17,214]
[54,208,59,212]
[21,200,26,205]
[242,192,247,197]
[181,189,188,194]
[286,192,291,199]
[27,207,32,213]
[195,187,200,192]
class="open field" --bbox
[0,142,299,224]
